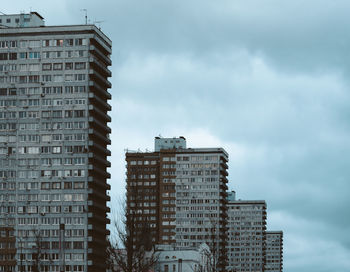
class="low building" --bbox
[155,243,212,272]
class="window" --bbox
[74,62,86,70]
[53,63,63,70]
[74,74,85,81]
[28,52,40,59]
[28,40,40,47]
[42,63,52,70]
[65,39,73,46]
[52,146,62,153]
[65,62,73,70]
[42,75,52,82]
[75,38,86,46]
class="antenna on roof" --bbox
[0,11,6,15]
[80,9,88,25]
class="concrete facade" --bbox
[155,243,211,272]
[265,231,283,272]
[227,200,267,272]
[0,13,111,272]
[125,137,229,272]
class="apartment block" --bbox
[265,231,283,272]
[0,12,111,272]
[227,200,267,272]
[125,137,229,271]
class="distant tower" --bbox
[226,200,267,271]
[126,136,229,271]
[265,231,284,272]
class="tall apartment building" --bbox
[227,199,267,272]
[125,137,229,271]
[0,12,112,272]
[265,231,283,272]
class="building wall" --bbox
[265,231,283,272]
[0,12,45,28]
[125,139,229,272]
[0,226,16,272]
[0,19,111,272]
[227,201,267,272]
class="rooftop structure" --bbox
[0,12,45,28]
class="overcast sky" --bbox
[3,1,350,271]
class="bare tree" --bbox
[203,216,227,272]
[31,228,45,272]
[107,199,158,272]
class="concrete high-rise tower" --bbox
[0,12,112,272]
[125,137,229,271]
